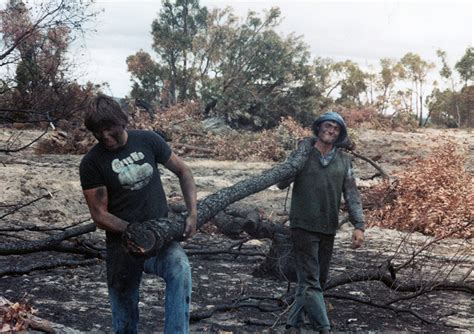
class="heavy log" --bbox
[123,137,315,256]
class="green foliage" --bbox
[126,50,163,104]
[334,60,368,106]
[375,58,404,114]
[151,0,208,103]
[455,47,474,86]
[202,8,318,129]
[127,0,473,131]
[399,52,435,126]
[426,49,474,128]
[128,4,319,129]
[426,86,474,128]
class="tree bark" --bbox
[123,137,315,256]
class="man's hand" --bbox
[183,213,197,239]
[351,229,364,249]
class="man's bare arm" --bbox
[83,186,128,234]
[164,153,197,238]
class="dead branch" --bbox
[325,264,474,294]
[0,223,96,255]
[0,191,56,219]
[324,292,434,324]
[0,127,49,153]
[190,300,283,321]
[0,218,91,232]
[349,150,389,179]
[0,258,99,276]
[51,241,104,258]
[123,137,314,256]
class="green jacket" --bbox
[289,147,364,234]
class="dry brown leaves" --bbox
[368,143,473,238]
[131,106,310,161]
[35,101,421,157]
[0,297,37,332]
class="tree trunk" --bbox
[123,137,315,256]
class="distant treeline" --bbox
[0,0,472,129]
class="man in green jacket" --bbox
[278,111,365,333]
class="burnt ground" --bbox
[0,128,473,333]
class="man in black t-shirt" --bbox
[79,95,197,333]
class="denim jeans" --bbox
[106,239,192,334]
[286,228,334,331]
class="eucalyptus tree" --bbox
[431,49,461,127]
[126,50,163,105]
[376,58,403,115]
[426,48,474,127]
[151,0,208,104]
[399,52,435,126]
[455,47,474,87]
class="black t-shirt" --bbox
[79,130,172,223]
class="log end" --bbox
[123,222,159,257]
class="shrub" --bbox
[367,143,473,238]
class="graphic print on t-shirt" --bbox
[111,151,153,191]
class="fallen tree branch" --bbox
[0,218,91,232]
[0,223,96,255]
[0,191,56,219]
[0,258,100,276]
[0,127,49,153]
[349,150,389,179]
[190,301,282,321]
[324,292,434,324]
[51,241,104,258]
[124,137,314,256]
[326,266,474,294]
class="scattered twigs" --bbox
[191,296,284,321]
[392,222,472,273]
[324,292,434,324]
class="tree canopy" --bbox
[0,0,99,124]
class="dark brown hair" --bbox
[84,95,129,132]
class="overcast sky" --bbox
[74,0,473,98]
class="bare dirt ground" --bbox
[0,127,473,333]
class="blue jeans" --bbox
[106,239,192,334]
[286,228,334,331]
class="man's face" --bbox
[93,125,127,151]
[317,121,341,145]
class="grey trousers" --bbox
[287,228,335,331]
